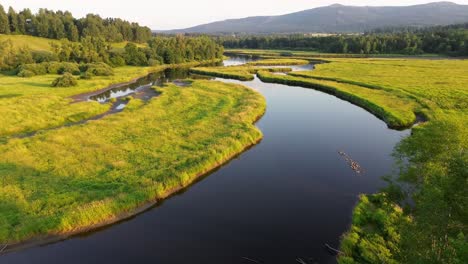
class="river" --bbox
[2,57,410,264]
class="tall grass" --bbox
[257,70,418,129]
[0,61,221,137]
[0,80,266,245]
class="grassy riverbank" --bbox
[0,61,219,137]
[298,59,467,263]
[257,70,418,128]
[191,59,295,81]
[0,80,265,245]
[195,54,467,263]
[246,58,309,66]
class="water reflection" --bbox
[90,67,213,103]
[2,58,410,264]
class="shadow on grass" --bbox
[0,94,21,99]
[22,82,52,88]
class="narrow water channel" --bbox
[2,57,410,264]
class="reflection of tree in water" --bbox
[90,66,217,102]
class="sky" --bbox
[2,0,468,30]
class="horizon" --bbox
[1,0,467,30]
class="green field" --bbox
[0,61,217,138]
[246,58,309,66]
[0,34,146,54]
[191,59,299,81]
[0,35,60,52]
[0,79,265,244]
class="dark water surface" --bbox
[2,58,409,264]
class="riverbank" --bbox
[0,59,220,138]
[0,80,266,251]
[191,55,468,263]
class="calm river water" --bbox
[2,57,410,264]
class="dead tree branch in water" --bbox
[0,243,8,253]
[242,257,261,263]
[325,243,344,255]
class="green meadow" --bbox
[191,58,303,81]
[0,62,217,138]
[0,79,265,244]
[0,34,60,52]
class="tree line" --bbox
[0,35,223,72]
[219,24,468,56]
[0,4,152,43]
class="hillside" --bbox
[164,2,468,34]
[0,35,59,52]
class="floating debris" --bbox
[242,257,261,263]
[325,243,344,256]
[338,151,364,174]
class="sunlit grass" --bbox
[257,70,419,128]
[0,34,60,52]
[0,80,266,244]
[246,58,309,66]
[0,61,219,137]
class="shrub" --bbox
[148,59,162,66]
[80,71,94,80]
[51,73,78,87]
[17,70,35,78]
[84,63,114,76]
[32,51,58,63]
[109,55,126,67]
[17,63,48,77]
[58,63,81,75]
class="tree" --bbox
[16,12,26,34]
[0,4,10,34]
[124,43,147,66]
[8,7,18,33]
[68,24,79,42]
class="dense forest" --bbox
[219,24,468,56]
[0,5,223,78]
[0,35,223,77]
[0,4,151,43]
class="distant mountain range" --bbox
[160,2,468,34]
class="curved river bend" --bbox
[2,58,410,264]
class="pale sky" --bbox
[2,0,468,30]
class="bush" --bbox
[148,59,162,66]
[59,63,81,75]
[51,73,78,87]
[84,63,114,76]
[17,63,48,77]
[17,70,35,78]
[46,62,80,75]
[32,51,58,63]
[109,55,126,67]
[80,71,94,80]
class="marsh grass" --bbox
[0,80,266,245]
[246,59,310,66]
[257,70,419,128]
[191,65,292,81]
[0,61,220,137]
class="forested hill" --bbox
[220,23,468,56]
[165,2,468,34]
[0,4,152,43]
